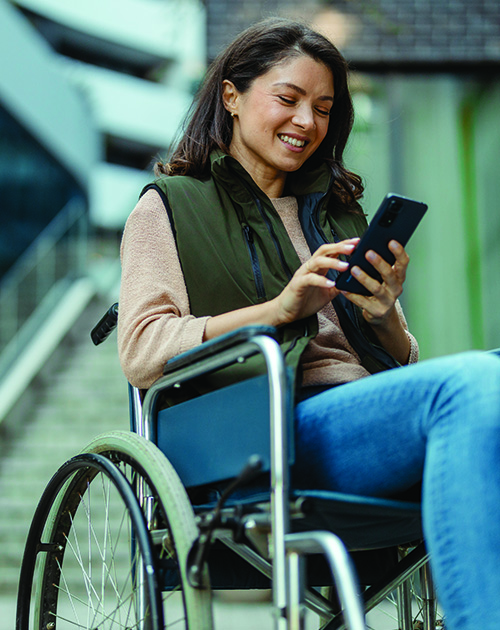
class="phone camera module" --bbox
[380,199,402,227]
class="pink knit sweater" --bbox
[118,189,418,389]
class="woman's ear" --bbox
[222,80,239,116]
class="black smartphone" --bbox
[335,193,428,296]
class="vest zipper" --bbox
[253,196,293,280]
[312,191,332,244]
[242,224,266,299]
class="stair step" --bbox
[0,306,128,595]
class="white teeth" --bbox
[280,134,305,148]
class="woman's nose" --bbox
[292,105,315,130]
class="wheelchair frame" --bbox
[16,305,439,630]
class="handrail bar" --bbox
[0,197,89,384]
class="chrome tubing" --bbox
[285,531,366,630]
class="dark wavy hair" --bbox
[158,17,363,204]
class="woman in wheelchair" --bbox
[118,17,500,630]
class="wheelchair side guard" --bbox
[156,373,288,487]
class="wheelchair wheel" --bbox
[17,431,213,630]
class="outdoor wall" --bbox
[474,81,500,351]
[348,73,500,359]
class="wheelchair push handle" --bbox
[90,303,119,346]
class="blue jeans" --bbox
[294,351,500,630]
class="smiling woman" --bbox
[221,56,334,198]
[117,18,500,630]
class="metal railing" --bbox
[0,197,89,381]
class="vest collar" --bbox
[210,150,334,201]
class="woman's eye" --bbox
[316,107,331,117]
[278,96,295,105]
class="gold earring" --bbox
[230,111,235,118]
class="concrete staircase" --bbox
[0,304,129,596]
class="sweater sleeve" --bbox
[395,301,419,364]
[117,189,211,389]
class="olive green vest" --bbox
[143,152,398,392]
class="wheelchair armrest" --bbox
[162,325,278,375]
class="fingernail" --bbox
[326,280,335,287]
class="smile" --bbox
[278,134,306,148]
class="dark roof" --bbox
[206,0,500,71]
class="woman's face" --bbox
[223,54,334,197]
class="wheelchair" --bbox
[16,303,441,630]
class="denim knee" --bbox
[423,351,500,433]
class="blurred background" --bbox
[0,0,499,625]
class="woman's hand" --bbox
[338,240,412,364]
[339,240,409,326]
[273,238,359,325]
